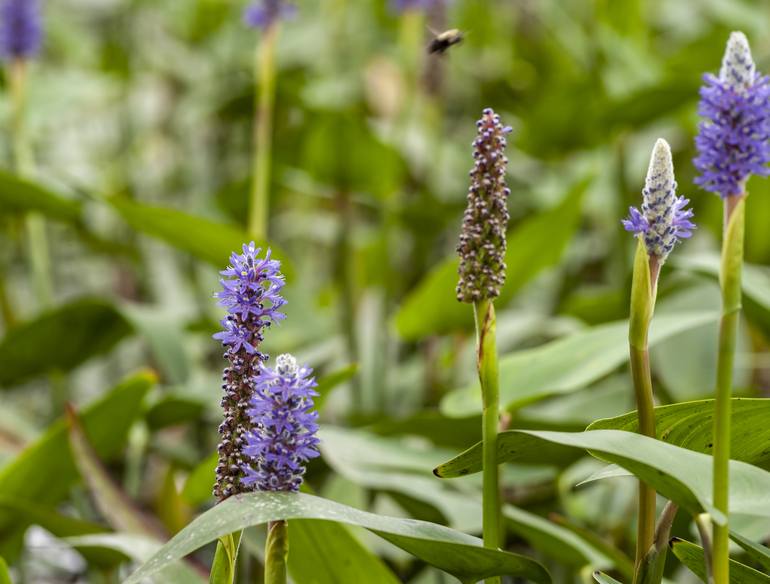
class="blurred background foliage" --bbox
[1,0,770,582]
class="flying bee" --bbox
[427,28,464,55]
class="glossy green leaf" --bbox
[288,519,400,584]
[0,170,82,223]
[394,178,587,340]
[671,538,770,583]
[441,311,717,417]
[123,492,551,584]
[0,298,133,387]
[109,197,281,268]
[589,398,770,469]
[730,532,770,572]
[434,429,770,525]
[0,372,154,536]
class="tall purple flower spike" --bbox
[623,139,695,263]
[456,107,512,303]
[212,242,286,501]
[0,0,42,60]
[242,354,320,492]
[694,32,770,198]
[243,0,295,30]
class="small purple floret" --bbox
[243,0,295,30]
[0,0,42,61]
[391,0,443,12]
[242,354,320,492]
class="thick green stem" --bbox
[628,240,658,581]
[474,299,501,584]
[247,25,278,240]
[9,59,53,308]
[712,195,745,584]
[265,520,288,584]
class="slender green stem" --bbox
[628,240,658,581]
[8,59,53,308]
[474,299,501,584]
[265,520,288,584]
[247,25,278,240]
[712,195,745,584]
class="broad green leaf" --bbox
[181,452,217,506]
[671,538,770,583]
[675,253,770,335]
[434,429,770,525]
[123,492,552,584]
[145,395,206,430]
[0,298,132,387]
[730,532,770,572]
[394,177,587,340]
[63,534,206,584]
[589,398,770,469]
[320,427,612,570]
[593,572,623,584]
[315,363,358,411]
[0,372,154,536]
[289,519,400,584]
[0,170,82,222]
[441,311,717,417]
[66,405,165,537]
[109,197,282,268]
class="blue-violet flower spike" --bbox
[242,354,320,492]
[0,0,42,61]
[243,0,295,30]
[456,108,512,303]
[623,139,695,263]
[213,242,286,501]
[694,31,770,198]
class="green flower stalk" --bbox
[244,1,294,239]
[622,139,694,581]
[693,32,770,582]
[2,0,53,309]
[456,108,511,583]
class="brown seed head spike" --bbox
[456,108,511,303]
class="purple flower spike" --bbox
[623,139,695,262]
[391,0,443,13]
[213,243,286,501]
[0,0,42,61]
[242,354,320,492]
[694,32,770,198]
[243,0,295,30]
[456,108,512,303]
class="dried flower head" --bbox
[694,32,770,198]
[623,139,695,263]
[212,243,286,501]
[0,0,42,61]
[456,108,512,303]
[243,0,295,29]
[242,354,320,492]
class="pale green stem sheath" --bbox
[9,58,53,308]
[209,530,242,584]
[695,513,714,584]
[712,194,745,584]
[247,24,278,240]
[628,239,658,582]
[474,299,501,584]
[265,520,288,584]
